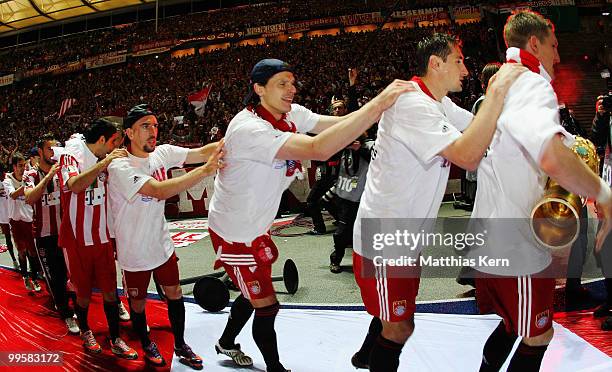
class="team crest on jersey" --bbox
[247,281,261,295]
[535,309,550,329]
[128,288,139,298]
[98,172,107,182]
[393,300,407,317]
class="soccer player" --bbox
[23,133,78,334]
[107,104,223,369]
[207,58,413,372]
[350,34,526,371]
[473,11,612,371]
[0,163,18,270]
[58,117,137,358]
[3,152,41,291]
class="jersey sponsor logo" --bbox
[41,191,61,207]
[84,187,106,206]
[393,300,407,317]
[247,281,261,295]
[535,309,550,329]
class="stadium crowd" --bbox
[0,21,498,165]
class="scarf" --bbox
[506,47,552,83]
[251,104,303,179]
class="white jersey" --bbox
[470,56,573,275]
[58,137,111,247]
[208,104,319,243]
[3,172,33,223]
[353,78,473,259]
[107,144,188,271]
[0,175,10,224]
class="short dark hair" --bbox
[12,152,25,167]
[84,117,123,144]
[415,33,461,76]
[504,10,554,49]
[37,133,55,151]
[480,62,502,91]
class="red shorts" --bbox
[475,274,555,338]
[9,220,36,256]
[64,242,117,299]
[123,253,180,300]
[209,228,278,300]
[353,253,421,322]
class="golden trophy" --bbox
[531,136,599,249]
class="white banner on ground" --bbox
[171,231,209,248]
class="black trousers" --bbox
[36,235,73,319]
[330,199,360,265]
[306,172,337,232]
[566,205,589,290]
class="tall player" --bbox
[58,118,137,358]
[107,104,223,369]
[207,58,413,372]
[473,11,612,371]
[349,34,526,371]
[3,152,41,291]
[23,133,78,334]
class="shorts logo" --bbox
[393,300,407,317]
[535,309,550,329]
[128,288,139,298]
[247,281,261,295]
[133,176,141,184]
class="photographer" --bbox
[592,93,612,157]
[590,92,612,329]
[560,104,589,307]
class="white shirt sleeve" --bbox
[3,178,14,195]
[154,144,189,169]
[230,120,293,165]
[502,74,570,163]
[288,104,320,134]
[59,154,80,187]
[390,93,462,163]
[441,96,474,132]
[108,160,152,202]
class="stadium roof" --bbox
[0,0,154,33]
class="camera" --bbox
[559,104,571,122]
[602,92,612,112]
